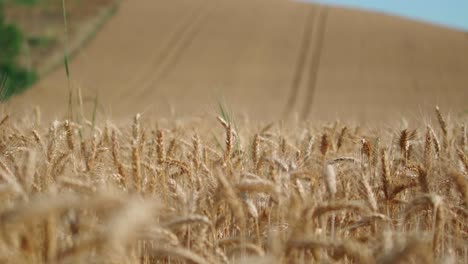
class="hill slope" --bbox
[10,0,468,122]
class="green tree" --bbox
[0,0,38,101]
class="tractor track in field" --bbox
[136,2,220,98]
[301,6,329,120]
[121,0,214,99]
[283,6,316,118]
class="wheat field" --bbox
[0,106,465,264]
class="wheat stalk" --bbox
[111,130,126,187]
[64,120,75,151]
[323,163,337,198]
[435,106,449,151]
[131,139,141,192]
[336,126,347,151]
[320,133,329,156]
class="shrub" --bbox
[0,0,38,100]
[0,64,37,101]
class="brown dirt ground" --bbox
[8,0,468,124]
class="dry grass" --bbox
[0,107,466,263]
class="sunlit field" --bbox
[1,0,467,263]
[0,106,466,263]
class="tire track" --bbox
[121,0,211,98]
[301,6,329,120]
[283,6,316,118]
[136,1,219,96]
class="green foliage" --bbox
[0,64,37,101]
[0,18,22,64]
[1,0,38,6]
[0,0,39,101]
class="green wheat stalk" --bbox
[62,0,73,120]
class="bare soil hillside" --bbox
[9,0,468,122]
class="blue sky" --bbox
[301,0,468,31]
